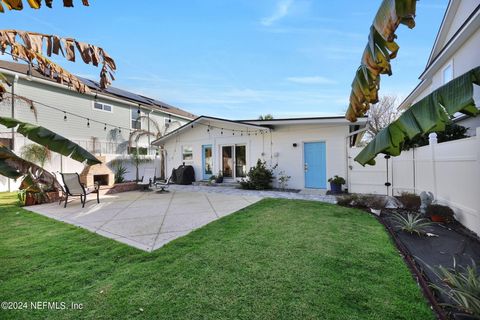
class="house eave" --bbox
[151,116,270,146]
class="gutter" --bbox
[0,68,194,121]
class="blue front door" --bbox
[304,142,326,189]
[202,145,213,180]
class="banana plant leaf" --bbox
[0,117,101,165]
[355,66,480,166]
[0,145,61,191]
[346,0,418,122]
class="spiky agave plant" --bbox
[391,213,434,236]
[431,259,480,318]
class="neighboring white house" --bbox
[0,60,195,191]
[399,0,480,135]
[152,116,367,191]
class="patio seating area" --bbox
[28,188,262,252]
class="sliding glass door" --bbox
[222,146,233,178]
[235,145,246,178]
[221,145,246,179]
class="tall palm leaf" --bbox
[346,0,417,122]
[0,116,101,165]
[0,29,116,95]
[0,145,61,190]
[0,0,89,12]
[355,67,480,165]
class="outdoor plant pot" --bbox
[24,192,37,206]
[45,191,60,203]
[430,214,447,223]
[215,176,224,183]
[329,182,342,194]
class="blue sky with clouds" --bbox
[1,0,448,119]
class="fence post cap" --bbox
[428,132,438,144]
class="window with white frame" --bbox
[443,63,453,84]
[93,102,112,112]
[182,146,193,161]
[131,108,141,129]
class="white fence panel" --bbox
[348,128,480,236]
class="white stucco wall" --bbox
[162,121,350,190]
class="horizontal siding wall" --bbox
[348,129,480,236]
[0,74,190,192]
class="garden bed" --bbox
[337,193,480,320]
[105,181,140,194]
[381,210,480,320]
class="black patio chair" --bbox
[60,173,99,208]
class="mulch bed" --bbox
[339,203,480,320]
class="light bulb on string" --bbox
[87,118,90,127]
[63,112,67,121]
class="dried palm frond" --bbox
[346,0,417,122]
[0,29,116,93]
[0,0,89,12]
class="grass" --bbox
[0,192,434,319]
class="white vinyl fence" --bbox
[348,127,480,236]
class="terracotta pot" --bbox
[24,192,37,206]
[45,191,60,203]
[430,214,446,223]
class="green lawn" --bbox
[0,192,433,320]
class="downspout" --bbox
[8,75,19,192]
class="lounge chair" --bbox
[154,175,172,193]
[138,168,156,190]
[52,171,66,205]
[60,173,100,208]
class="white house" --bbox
[152,116,367,191]
[399,0,480,135]
[0,60,195,191]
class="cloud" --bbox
[286,76,337,85]
[261,0,294,26]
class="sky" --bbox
[1,0,449,119]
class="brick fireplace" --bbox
[79,156,115,187]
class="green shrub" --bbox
[240,159,275,190]
[396,192,421,210]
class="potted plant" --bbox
[426,204,455,223]
[215,171,224,183]
[328,175,345,194]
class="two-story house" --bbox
[0,60,195,191]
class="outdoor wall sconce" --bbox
[293,143,298,147]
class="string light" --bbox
[8,91,271,137]
[137,104,141,115]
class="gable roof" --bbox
[0,60,196,120]
[421,0,480,80]
[152,115,367,146]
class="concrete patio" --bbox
[27,189,262,252]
